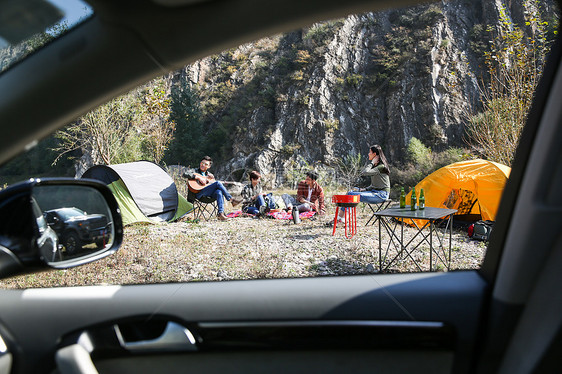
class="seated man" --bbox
[183,156,233,221]
[282,171,325,215]
[241,170,267,216]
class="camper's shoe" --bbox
[217,213,230,221]
[259,205,267,216]
[325,217,344,227]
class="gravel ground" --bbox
[0,205,487,289]
[157,207,486,278]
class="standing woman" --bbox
[335,144,390,223]
[241,170,267,216]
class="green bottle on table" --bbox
[399,187,406,208]
[419,188,425,210]
[410,187,417,211]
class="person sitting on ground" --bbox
[183,156,233,221]
[333,144,390,224]
[282,171,325,215]
[241,170,267,216]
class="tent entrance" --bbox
[442,188,481,219]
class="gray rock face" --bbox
[73,0,556,184]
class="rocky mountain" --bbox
[162,0,558,187]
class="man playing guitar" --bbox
[183,156,233,221]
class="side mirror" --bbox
[0,178,123,279]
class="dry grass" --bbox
[0,204,486,289]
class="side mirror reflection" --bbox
[33,185,116,265]
[0,178,122,279]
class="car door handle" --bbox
[114,321,198,352]
[56,321,198,374]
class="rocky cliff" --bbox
[169,0,557,186]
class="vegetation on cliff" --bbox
[0,0,558,193]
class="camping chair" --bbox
[189,195,218,221]
[364,198,393,226]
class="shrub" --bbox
[291,70,305,81]
[298,95,310,106]
[303,21,342,47]
[406,137,431,165]
[418,5,443,25]
[323,119,340,133]
[295,50,312,65]
[392,139,471,195]
[280,143,302,157]
[466,2,557,166]
[345,74,363,88]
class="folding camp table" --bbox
[373,206,457,272]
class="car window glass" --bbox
[0,0,93,74]
[0,0,559,288]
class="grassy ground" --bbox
[0,203,487,289]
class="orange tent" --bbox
[406,159,510,222]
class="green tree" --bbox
[53,78,175,167]
[53,93,144,166]
[467,2,558,166]
[137,79,175,163]
[407,137,431,165]
[164,84,205,167]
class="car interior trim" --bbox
[481,34,562,284]
[493,56,562,305]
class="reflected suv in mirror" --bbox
[44,208,110,255]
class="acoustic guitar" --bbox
[187,173,216,193]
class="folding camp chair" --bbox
[364,198,393,226]
[189,195,218,221]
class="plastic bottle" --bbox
[399,187,406,209]
[419,188,425,210]
[410,187,417,211]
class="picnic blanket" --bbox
[226,210,245,218]
[226,210,316,220]
[268,210,316,220]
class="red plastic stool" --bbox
[331,195,360,238]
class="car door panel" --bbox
[0,271,486,373]
[57,320,455,373]
[91,350,454,374]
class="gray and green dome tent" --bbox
[82,161,193,225]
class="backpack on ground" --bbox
[468,220,494,241]
[264,193,280,211]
